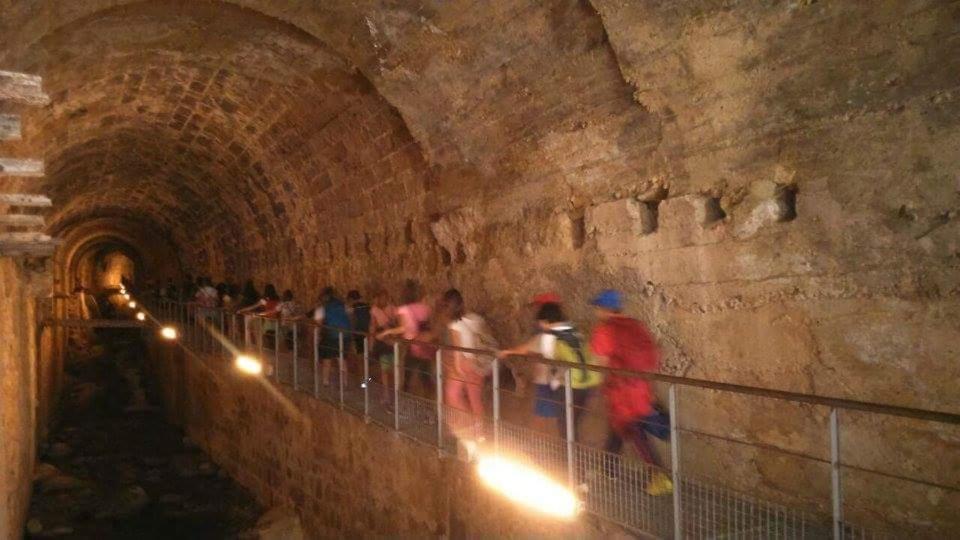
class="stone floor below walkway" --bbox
[25,329,263,539]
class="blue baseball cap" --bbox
[591,289,623,311]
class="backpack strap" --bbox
[548,327,589,383]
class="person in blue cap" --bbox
[589,289,673,496]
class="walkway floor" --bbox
[26,329,261,539]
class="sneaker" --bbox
[645,472,673,496]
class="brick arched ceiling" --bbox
[1,0,664,279]
[4,0,953,299]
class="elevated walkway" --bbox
[78,299,960,538]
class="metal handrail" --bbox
[230,311,960,426]
[151,299,958,538]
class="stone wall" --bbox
[0,259,48,540]
[146,342,630,538]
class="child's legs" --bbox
[444,378,468,433]
[321,358,333,384]
[626,418,658,466]
[379,361,392,401]
[445,378,467,410]
[465,376,484,417]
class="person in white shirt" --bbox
[194,277,220,322]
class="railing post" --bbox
[243,315,251,350]
[258,317,264,371]
[363,336,370,421]
[338,330,345,407]
[393,341,400,431]
[492,357,500,453]
[564,368,575,490]
[669,384,682,539]
[313,327,320,398]
[219,310,226,357]
[274,319,280,383]
[292,321,299,391]
[831,407,843,539]
[435,348,444,452]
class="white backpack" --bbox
[459,313,499,375]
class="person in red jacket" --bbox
[589,289,672,496]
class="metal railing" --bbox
[149,299,960,539]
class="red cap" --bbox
[531,292,562,306]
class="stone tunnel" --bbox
[1,1,959,538]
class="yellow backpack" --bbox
[550,328,603,389]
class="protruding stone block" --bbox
[0,70,50,106]
[0,214,44,227]
[585,198,656,237]
[0,232,59,257]
[734,199,790,238]
[654,195,729,247]
[659,195,708,232]
[733,181,797,238]
[0,114,21,141]
[0,158,44,177]
[0,194,52,207]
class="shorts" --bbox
[317,333,342,359]
[379,353,395,369]
[261,319,278,333]
[534,384,562,418]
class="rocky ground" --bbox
[25,329,264,539]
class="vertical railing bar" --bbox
[564,368,574,490]
[492,357,500,454]
[338,331,345,407]
[393,341,400,431]
[313,326,320,398]
[435,348,443,453]
[274,319,280,383]
[363,336,370,421]
[219,310,225,357]
[831,407,842,540]
[292,321,299,390]
[258,317,264,374]
[670,384,682,540]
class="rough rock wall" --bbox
[225,2,960,532]
[146,343,630,538]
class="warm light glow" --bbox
[160,326,178,340]
[235,354,264,376]
[136,312,146,321]
[477,454,579,519]
[128,300,137,309]
[123,293,131,301]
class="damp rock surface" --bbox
[26,329,261,539]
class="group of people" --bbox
[157,275,673,495]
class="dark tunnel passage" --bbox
[26,328,261,539]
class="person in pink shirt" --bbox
[376,280,434,396]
